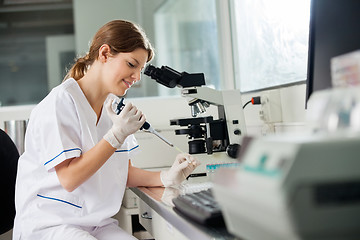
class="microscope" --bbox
[144,65,247,166]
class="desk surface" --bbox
[130,186,239,240]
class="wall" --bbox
[241,83,307,136]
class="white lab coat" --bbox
[13,78,138,240]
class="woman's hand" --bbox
[160,153,200,187]
[104,99,146,148]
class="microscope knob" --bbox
[226,144,240,159]
[234,129,241,135]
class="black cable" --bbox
[242,100,252,109]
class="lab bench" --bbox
[130,186,239,240]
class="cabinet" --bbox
[138,197,188,240]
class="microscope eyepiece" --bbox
[143,64,181,88]
[143,64,206,88]
[143,65,158,79]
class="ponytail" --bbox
[63,54,92,81]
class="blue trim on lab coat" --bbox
[44,148,82,166]
[37,194,82,208]
[115,145,139,153]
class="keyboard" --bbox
[172,188,225,226]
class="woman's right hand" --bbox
[104,100,146,148]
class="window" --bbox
[231,0,311,92]
[152,0,220,96]
[0,0,74,106]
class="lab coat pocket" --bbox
[36,191,85,218]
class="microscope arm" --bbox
[181,86,224,106]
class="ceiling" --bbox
[0,0,74,64]
[0,0,73,29]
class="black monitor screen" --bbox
[306,0,360,102]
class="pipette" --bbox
[112,98,195,164]
[112,98,174,147]
[142,122,174,147]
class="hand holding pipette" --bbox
[104,99,146,149]
[112,97,196,165]
[112,97,174,146]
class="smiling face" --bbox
[101,47,148,96]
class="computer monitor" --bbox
[306,0,360,102]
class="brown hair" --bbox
[64,20,154,81]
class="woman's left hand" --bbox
[160,153,200,187]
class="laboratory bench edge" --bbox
[130,186,239,240]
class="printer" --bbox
[212,133,360,240]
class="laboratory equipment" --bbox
[144,65,247,162]
[144,64,206,89]
[331,50,360,87]
[4,119,27,154]
[212,133,360,240]
[112,97,174,147]
[306,86,360,134]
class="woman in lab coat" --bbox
[13,20,199,240]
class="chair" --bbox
[0,129,19,234]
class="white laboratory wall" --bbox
[241,84,307,136]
